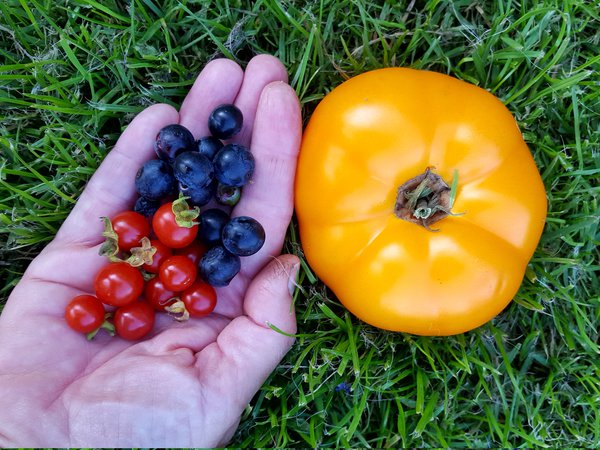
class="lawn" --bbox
[1,0,598,447]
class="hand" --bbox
[0,55,302,447]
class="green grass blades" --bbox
[1,0,599,447]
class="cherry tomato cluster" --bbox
[65,208,217,340]
[64,104,265,341]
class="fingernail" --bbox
[288,263,300,296]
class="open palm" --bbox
[0,55,301,447]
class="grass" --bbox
[1,0,599,447]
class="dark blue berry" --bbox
[134,196,160,217]
[221,216,265,257]
[208,104,243,139]
[213,144,255,187]
[198,208,230,246]
[155,124,195,163]
[180,179,216,207]
[196,136,223,161]
[200,246,241,287]
[216,183,241,206]
[135,159,177,200]
[173,151,214,190]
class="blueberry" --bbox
[215,183,241,206]
[134,196,160,217]
[196,136,224,161]
[180,181,215,207]
[208,104,243,139]
[173,151,214,190]
[135,159,177,200]
[155,124,195,163]
[199,246,241,287]
[213,144,255,187]
[198,208,230,246]
[221,216,265,256]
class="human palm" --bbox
[0,55,301,447]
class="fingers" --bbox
[179,58,244,138]
[54,104,179,246]
[195,255,299,408]
[234,81,302,276]
[178,55,287,145]
[230,54,289,146]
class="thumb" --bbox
[196,254,299,409]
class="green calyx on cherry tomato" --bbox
[142,239,173,274]
[114,301,155,340]
[152,201,199,249]
[94,262,144,307]
[159,255,197,292]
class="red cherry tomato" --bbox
[144,277,177,311]
[174,241,208,265]
[181,280,217,317]
[152,202,198,249]
[94,262,144,307]
[64,294,105,333]
[159,255,197,292]
[112,211,150,251]
[114,301,155,340]
[142,239,173,273]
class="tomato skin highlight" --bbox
[114,301,155,340]
[65,294,105,333]
[181,281,217,317]
[159,255,197,292]
[295,68,547,336]
[152,202,198,249]
[94,262,144,307]
[111,211,150,251]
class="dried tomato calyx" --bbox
[394,168,456,231]
[165,299,190,322]
[172,195,200,228]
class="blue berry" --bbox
[134,196,160,217]
[200,246,241,287]
[180,181,215,207]
[198,208,230,246]
[221,216,265,256]
[213,144,255,187]
[135,159,177,200]
[196,136,223,161]
[173,151,214,190]
[208,104,243,139]
[155,124,195,163]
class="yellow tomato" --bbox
[295,68,547,336]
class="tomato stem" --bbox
[86,316,116,340]
[394,168,459,231]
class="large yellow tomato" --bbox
[295,68,547,336]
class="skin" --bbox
[0,55,302,447]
